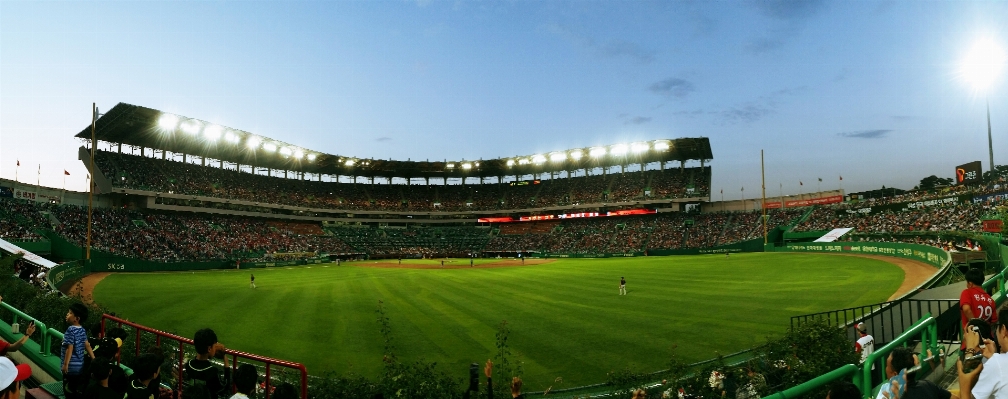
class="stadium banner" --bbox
[518,208,657,222]
[0,237,57,269]
[813,228,853,242]
[973,190,1008,204]
[780,242,949,268]
[840,194,973,216]
[762,195,843,209]
[0,187,11,198]
[647,237,768,256]
[983,219,1004,233]
[13,189,36,201]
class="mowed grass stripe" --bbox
[92,253,906,388]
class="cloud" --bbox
[649,78,695,98]
[837,129,892,139]
[625,116,652,125]
[721,104,774,124]
[754,0,826,20]
[600,41,654,63]
[716,85,804,124]
[745,37,787,54]
[544,23,653,64]
[890,115,917,122]
[375,137,393,142]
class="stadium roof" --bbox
[77,103,713,179]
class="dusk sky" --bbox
[1,0,1006,199]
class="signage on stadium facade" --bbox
[762,195,843,209]
[973,190,1008,204]
[956,161,982,185]
[983,219,1004,233]
[478,208,657,223]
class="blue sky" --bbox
[1,0,1006,198]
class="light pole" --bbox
[962,38,1005,174]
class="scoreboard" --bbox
[955,161,982,185]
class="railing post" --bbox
[178,340,185,396]
[300,367,307,399]
[265,363,271,399]
[100,316,106,338]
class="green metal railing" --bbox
[861,314,938,398]
[982,267,1006,305]
[762,364,859,399]
[0,301,63,357]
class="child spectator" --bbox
[125,353,162,399]
[271,383,298,399]
[185,328,231,398]
[62,303,95,399]
[0,357,31,399]
[230,364,257,399]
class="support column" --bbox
[117,143,122,153]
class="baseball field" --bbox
[90,253,908,389]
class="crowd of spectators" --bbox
[794,202,993,233]
[95,150,710,212]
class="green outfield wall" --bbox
[778,242,949,268]
[45,260,86,291]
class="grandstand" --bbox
[0,102,1006,399]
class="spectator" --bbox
[958,309,1008,399]
[483,359,524,399]
[271,383,299,399]
[62,302,95,399]
[125,353,162,399]
[93,336,127,393]
[960,269,998,348]
[182,385,212,399]
[0,357,31,399]
[84,356,122,399]
[855,322,875,365]
[632,388,647,399]
[230,364,257,399]
[185,328,231,398]
[876,347,956,399]
[826,381,861,399]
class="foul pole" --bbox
[761,150,767,245]
[86,103,96,260]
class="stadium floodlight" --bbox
[279,147,293,156]
[224,131,240,144]
[203,125,223,141]
[475,162,480,167]
[462,163,472,169]
[961,38,1006,91]
[307,153,317,162]
[631,142,649,153]
[263,142,278,152]
[532,154,546,164]
[550,152,566,162]
[157,114,180,131]
[589,147,607,157]
[180,120,202,135]
[447,163,455,169]
[345,159,355,166]
[654,140,670,151]
[246,136,262,150]
[610,144,629,156]
[518,158,530,165]
[506,159,515,167]
[293,149,304,159]
[570,150,583,160]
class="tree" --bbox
[919,175,952,191]
[982,165,1008,184]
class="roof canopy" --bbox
[77,103,713,179]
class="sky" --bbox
[1,0,1007,199]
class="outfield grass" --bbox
[92,253,904,389]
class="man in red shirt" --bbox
[960,269,997,346]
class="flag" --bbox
[800,181,803,186]
[741,187,744,192]
[818,178,822,182]
[64,170,70,176]
[16,160,19,167]
[839,175,843,181]
[720,189,723,194]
